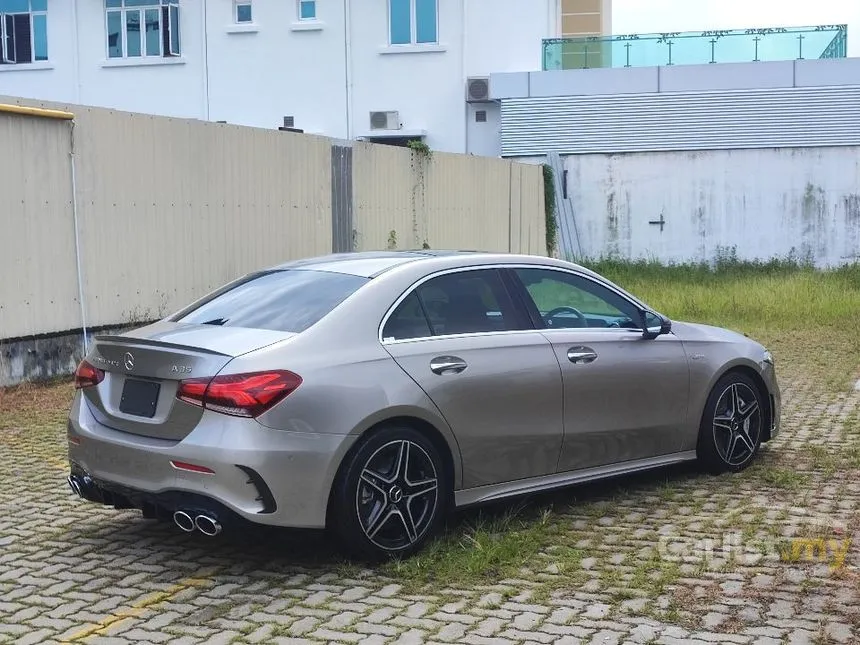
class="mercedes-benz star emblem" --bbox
[124,352,135,371]
[388,485,403,504]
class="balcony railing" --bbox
[542,24,848,71]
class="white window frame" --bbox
[105,0,180,60]
[387,0,438,46]
[0,2,48,65]
[0,15,15,64]
[298,0,316,21]
[234,0,252,23]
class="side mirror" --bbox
[640,310,671,340]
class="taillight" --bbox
[74,360,105,389]
[176,370,302,418]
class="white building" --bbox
[0,0,609,156]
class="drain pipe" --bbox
[202,0,211,120]
[70,121,88,354]
[342,0,353,139]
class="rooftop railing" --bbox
[542,24,848,71]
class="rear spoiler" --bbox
[92,334,229,356]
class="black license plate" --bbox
[119,379,161,418]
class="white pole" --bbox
[70,121,88,354]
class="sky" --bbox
[612,0,860,57]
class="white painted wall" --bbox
[0,0,557,153]
[564,147,860,267]
[0,1,77,104]
[77,2,206,119]
[204,0,347,135]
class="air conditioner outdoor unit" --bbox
[465,77,490,103]
[369,110,401,131]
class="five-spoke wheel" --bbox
[330,426,447,560]
[697,372,765,473]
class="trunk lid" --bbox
[81,321,294,441]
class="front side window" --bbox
[172,269,369,334]
[382,269,523,341]
[389,0,437,45]
[106,0,180,60]
[298,0,315,20]
[514,268,643,330]
[234,0,251,23]
[0,0,47,65]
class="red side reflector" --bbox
[176,370,302,418]
[170,460,215,475]
[74,360,105,389]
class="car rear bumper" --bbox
[66,392,356,529]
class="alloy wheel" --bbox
[712,382,762,467]
[354,439,439,552]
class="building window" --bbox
[105,0,180,60]
[235,1,251,23]
[0,0,48,65]
[389,0,437,45]
[298,0,315,20]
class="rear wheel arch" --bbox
[325,417,455,559]
[326,415,459,526]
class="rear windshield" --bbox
[172,269,369,333]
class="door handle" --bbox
[430,356,467,375]
[567,346,597,364]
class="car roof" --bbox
[269,250,480,278]
[268,250,595,280]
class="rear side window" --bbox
[173,269,368,333]
[382,268,525,340]
[382,292,433,341]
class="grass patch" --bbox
[807,445,842,478]
[381,503,560,591]
[0,378,74,431]
[581,257,860,391]
[753,466,811,491]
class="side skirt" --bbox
[454,451,698,508]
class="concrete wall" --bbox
[0,0,559,154]
[563,147,860,267]
[0,99,545,385]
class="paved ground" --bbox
[0,368,858,645]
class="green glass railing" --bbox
[542,24,847,71]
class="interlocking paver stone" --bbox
[1,371,859,645]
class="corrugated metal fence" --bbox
[500,86,860,157]
[0,98,545,347]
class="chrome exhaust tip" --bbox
[194,514,222,537]
[173,510,195,533]
[67,476,82,497]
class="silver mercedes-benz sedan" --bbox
[67,251,780,559]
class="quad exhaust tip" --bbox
[173,510,222,536]
[194,514,222,537]
[69,478,222,537]
[67,475,82,498]
[173,510,195,533]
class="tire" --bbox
[696,371,766,474]
[329,425,448,561]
